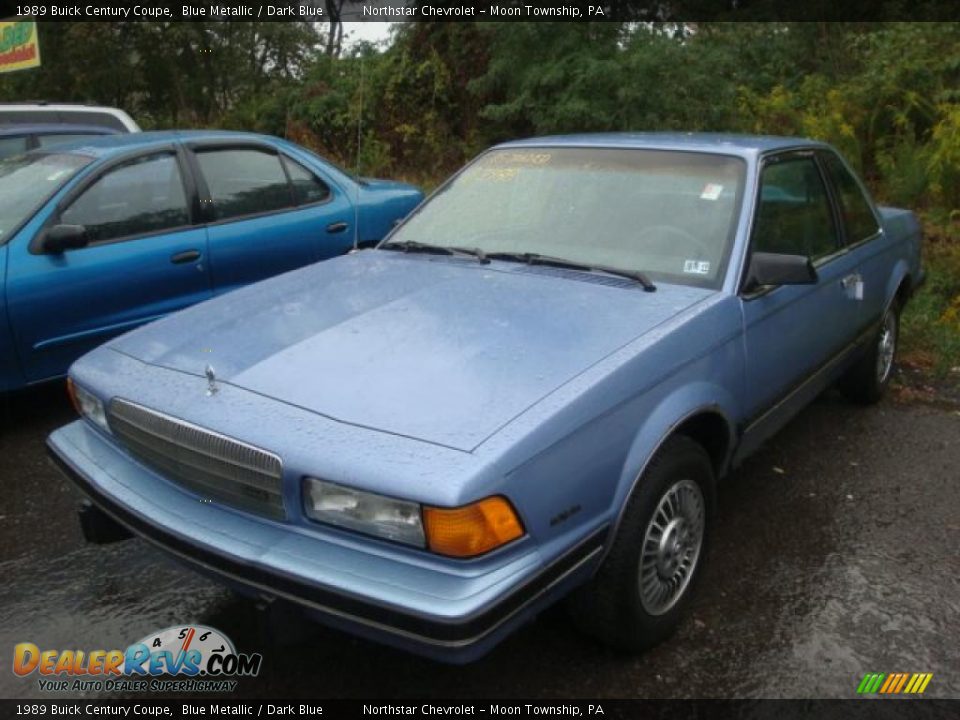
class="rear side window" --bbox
[283,157,331,205]
[60,153,190,244]
[752,156,838,260]
[195,148,294,221]
[820,152,880,245]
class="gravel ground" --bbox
[1,382,957,699]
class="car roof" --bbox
[0,123,119,137]
[29,129,279,158]
[496,132,831,157]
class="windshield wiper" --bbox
[380,240,489,263]
[486,252,656,292]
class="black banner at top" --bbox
[0,700,957,720]
[1,0,959,22]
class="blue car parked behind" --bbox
[0,131,423,391]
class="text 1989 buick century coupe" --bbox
[49,133,923,662]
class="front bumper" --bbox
[48,420,605,663]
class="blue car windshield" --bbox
[0,152,92,242]
[387,147,746,288]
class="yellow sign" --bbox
[0,20,41,74]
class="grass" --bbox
[899,214,960,386]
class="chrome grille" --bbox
[108,399,285,519]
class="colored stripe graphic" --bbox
[857,672,932,694]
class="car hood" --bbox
[108,252,713,451]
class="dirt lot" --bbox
[1,383,957,699]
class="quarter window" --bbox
[821,152,880,245]
[283,157,331,205]
[752,156,838,259]
[60,153,190,244]
[195,148,294,221]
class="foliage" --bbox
[900,219,960,378]
[2,20,958,377]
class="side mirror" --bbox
[745,251,817,291]
[41,224,88,253]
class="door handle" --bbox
[840,273,861,289]
[326,221,349,234]
[171,250,201,264]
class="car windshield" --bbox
[386,147,746,288]
[0,152,91,242]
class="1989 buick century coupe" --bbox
[49,134,923,662]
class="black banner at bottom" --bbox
[0,700,957,720]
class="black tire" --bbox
[567,435,715,653]
[839,300,900,405]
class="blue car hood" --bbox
[108,252,712,451]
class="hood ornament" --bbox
[205,364,218,396]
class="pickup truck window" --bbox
[195,148,294,221]
[821,152,880,245]
[60,153,190,244]
[0,152,91,242]
[0,135,29,158]
[753,157,838,260]
[35,133,103,149]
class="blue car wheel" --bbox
[567,435,715,652]
[840,299,901,405]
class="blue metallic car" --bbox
[0,130,422,392]
[49,134,923,662]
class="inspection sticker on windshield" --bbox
[684,259,711,275]
[700,183,724,200]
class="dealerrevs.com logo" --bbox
[13,625,262,693]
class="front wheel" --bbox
[567,435,714,652]
[840,300,899,405]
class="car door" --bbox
[740,151,863,424]
[5,148,211,383]
[818,150,886,327]
[187,143,354,295]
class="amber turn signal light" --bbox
[423,496,524,558]
[66,377,81,415]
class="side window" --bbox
[60,153,190,244]
[194,148,293,221]
[821,152,880,245]
[753,156,838,260]
[0,135,29,159]
[283,157,331,205]
[36,133,103,148]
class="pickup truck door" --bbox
[186,144,355,296]
[740,152,863,426]
[5,148,212,383]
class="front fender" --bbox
[609,381,739,542]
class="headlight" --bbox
[67,378,110,434]
[303,478,425,547]
[303,478,525,557]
